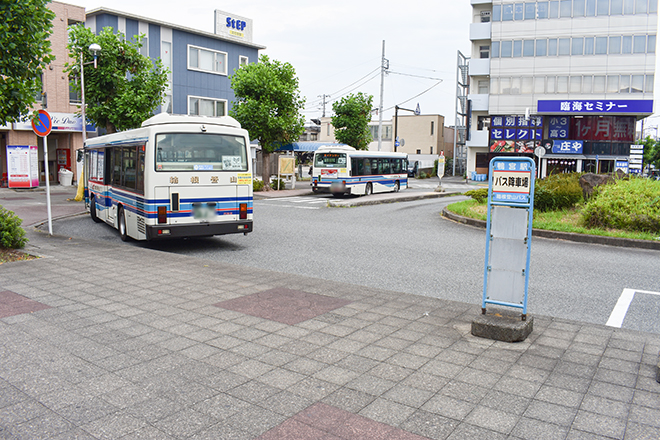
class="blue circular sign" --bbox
[32,110,52,137]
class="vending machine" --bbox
[56,148,71,171]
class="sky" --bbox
[65,0,472,123]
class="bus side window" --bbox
[123,147,137,190]
[136,145,145,194]
[364,158,371,175]
[112,147,122,185]
[104,148,113,185]
[382,159,391,174]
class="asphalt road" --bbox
[47,195,660,334]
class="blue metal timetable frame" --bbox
[482,157,536,320]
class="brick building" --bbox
[1,1,86,186]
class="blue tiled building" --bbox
[85,8,265,117]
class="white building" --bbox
[468,0,657,178]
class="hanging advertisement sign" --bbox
[7,145,39,188]
[13,112,95,133]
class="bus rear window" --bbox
[155,133,248,171]
[315,153,346,168]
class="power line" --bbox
[388,71,443,81]
[383,81,443,112]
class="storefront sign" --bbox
[490,115,543,153]
[12,112,95,133]
[551,140,583,154]
[548,116,569,139]
[214,10,253,42]
[538,99,653,114]
[615,160,629,173]
[7,145,39,188]
[629,144,644,174]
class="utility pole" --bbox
[377,40,388,151]
[318,94,331,117]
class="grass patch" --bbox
[0,248,37,264]
[446,199,659,241]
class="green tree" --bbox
[331,92,374,150]
[640,136,660,171]
[230,55,305,190]
[0,0,55,124]
[65,25,168,133]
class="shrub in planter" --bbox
[581,178,660,233]
[253,179,265,192]
[270,179,285,190]
[534,173,583,212]
[0,206,28,249]
[465,188,488,204]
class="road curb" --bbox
[442,207,660,251]
[328,191,462,207]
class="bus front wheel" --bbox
[90,195,101,223]
[394,181,400,192]
[365,183,373,196]
[118,207,128,242]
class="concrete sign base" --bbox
[471,309,534,343]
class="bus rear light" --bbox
[158,229,170,235]
[239,203,248,220]
[238,225,246,230]
[158,206,167,224]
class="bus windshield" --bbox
[155,133,248,171]
[315,152,347,168]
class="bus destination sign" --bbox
[491,160,533,204]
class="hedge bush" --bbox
[581,178,660,233]
[253,179,265,192]
[465,188,488,203]
[0,206,28,249]
[534,173,584,212]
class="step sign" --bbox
[31,110,52,137]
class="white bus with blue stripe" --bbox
[84,113,253,241]
[312,146,408,196]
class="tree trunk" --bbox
[106,122,117,134]
[262,151,272,191]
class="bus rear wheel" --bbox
[394,181,400,192]
[90,195,101,223]
[365,183,373,196]
[118,207,128,242]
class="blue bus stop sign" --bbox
[32,110,52,137]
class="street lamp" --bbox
[393,105,419,152]
[80,43,101,144]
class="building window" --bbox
[69,77,81,104]
[525,2,536,19]
[430,147,433,154]
[560,0,572,16]
[523,40,535,56]
[478,80,489,94]
[480,45,490,58]
[163,94,173,114]
[537,1,549,18]
[162,41,172,82]
[239,55,249,67]
[188,45,227,75]
[431,121,434,135]
[416,149,421,154]
[188,96,227,116]
[311,133,318,141]
[481,10,491,22]
[140,36,148,57]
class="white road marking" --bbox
[606,288,660,328]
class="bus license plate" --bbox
[193,205,216,220]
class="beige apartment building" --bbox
[1,1,86,186]
[316,114,453,158]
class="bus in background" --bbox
[85,113,253,241]
[312,145,408,196]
